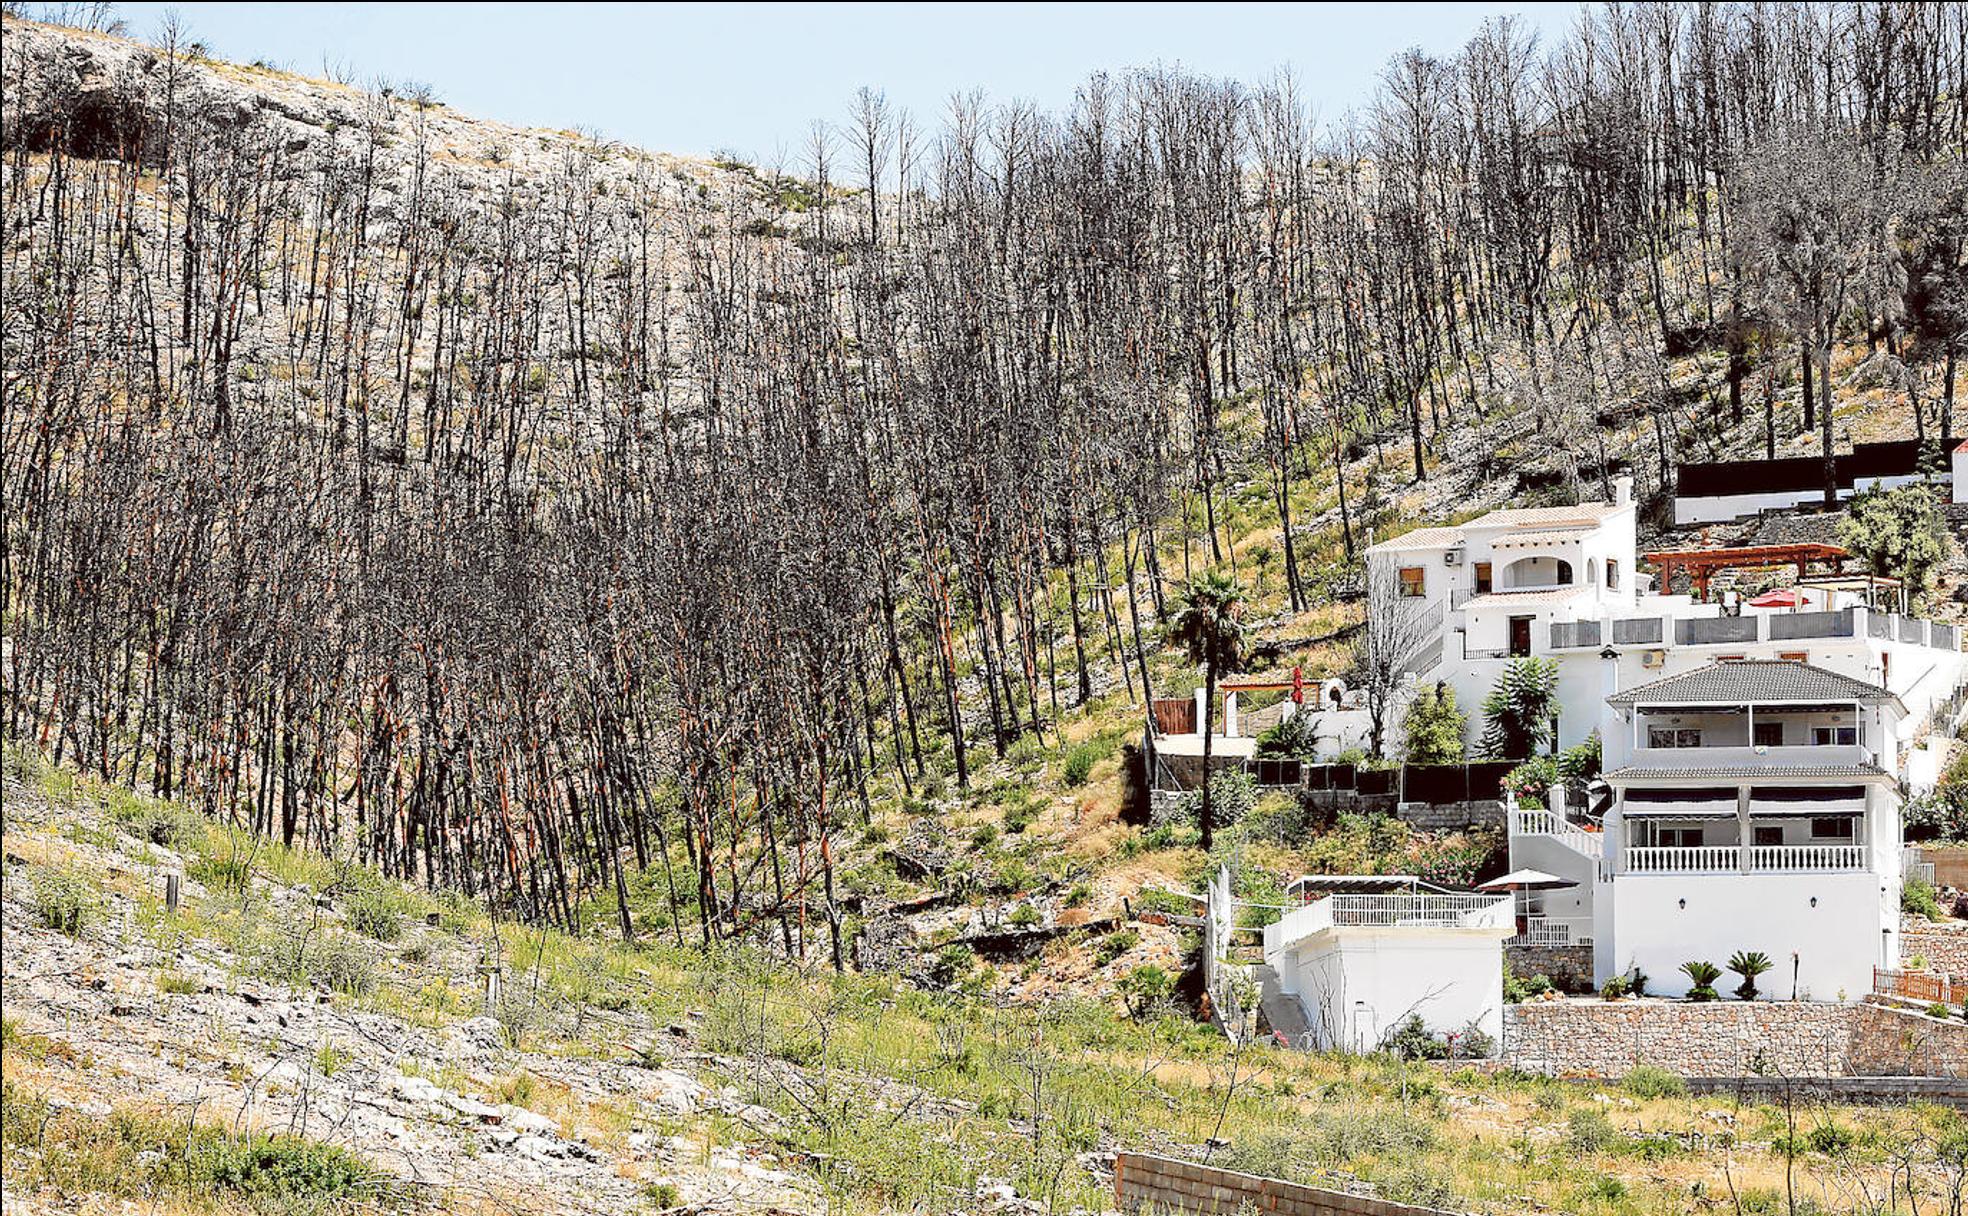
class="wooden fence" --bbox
[1875,966,1958,1006]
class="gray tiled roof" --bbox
[1605,763,1892,782]
[1607,659,1894,706]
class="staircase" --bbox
[1253,963,1312,1048]
[1510,807,1604,860]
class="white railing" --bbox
[1750,844,1867,872]
[1510,808,1605,858]
[1505,916,1594,947]
[1328,893,1512,929]
[1625,845,1738,873]
[1265,892,1512,948]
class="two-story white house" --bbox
[1581,659,1905,1000]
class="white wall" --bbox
[1602,872,1891,1001]
[1275,930,1506,1052]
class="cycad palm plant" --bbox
[1680,960,1722,1001]
[1727,950,1774,1001]
[1168,570,1247,851]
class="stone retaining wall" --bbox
[1848,1001,1968,1078]
[1113,1152,1464,1216]
[1505,997,1968,1078]
[1504,999,1855,1077]
[1903,917,1968,977]
[1505,945,1595,994]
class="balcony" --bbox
[1542,605,1958,652]
[1264,893,1513,953]
[1504,915,1594,947]
[1621,843,1868,874]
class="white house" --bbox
[1578,660,1906,1000]
[1955,439,1968,504]
[1259,876,1513,1052]
[1367,484,1968,776]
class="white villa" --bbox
[1366,481,1968,1004]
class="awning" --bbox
[1747,785,1867,816]
[1622,788,1737,818]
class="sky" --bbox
[107,2,1583,163]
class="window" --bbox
[1473,562,1492,594]
[1779,651,1808,663]
[1606,559,1619,590]
[1752,722,1784,748]
[1659,827,1705,848]
[1556,559,1574,585]
[1398,566,1426,598]
[1648,727,1703,748]
[1508,615,1534,658]
[1812,726,1857,746]
[1753,826,1784,847]
[1810,817,1856,841]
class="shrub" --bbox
[1402,681,1466,763]
[1060,737,1114,786]
[32,869,95,936]
[928,943,975,987]
[1064,882,1091,908]
[1092,929,1139,966]
[1903,877,1945,922]
[1007,903,1041,928]
[1382,1014,1447,1061]
[1565,1107,1616,1153]
[312,935,376,997]
[1621,1065,1687,1099]
[1504,963,1553,1004]
[1118,964,1173,1017]
[1599,973,1633,1000]
[1001,788,1041,834]
[344,887,405,942]
[1450,1019,1494,1059]
[1680,960,1721,1001]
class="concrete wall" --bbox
[1113,1152,1466,1216]
[1601,872,1890,1002]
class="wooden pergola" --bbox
[1641,542,1848,601]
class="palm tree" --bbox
[1680,960,1722,1002]
[1728,950,1775,1001]
[1169,570,1247,851]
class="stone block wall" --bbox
[1506,945,1595,994]
[1903,917,1968,977]
[1113,1152,1463,1216]
[1394,799,1505,832]
[1503,1000,1855,1077]
[1848,1001,1968,1078]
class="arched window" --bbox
[1585,558,1598,586]
[1556,559,1574,585]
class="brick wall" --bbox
[1903,917,1968,977]
[1113,1152,1465,1216]
[1505,944,1595,994]
[1847,1001,1968,1078]
[1504,1000,1855,1077]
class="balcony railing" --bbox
[1625,743,1872,770]
[1505,916,1594,947]
[1625,845,1739,873]
[1750,844,1866,871]
[1621,843,1868,874]
[1264,893,1512,951]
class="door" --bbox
[1508,616,1533,657]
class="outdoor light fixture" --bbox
[1809,897,1817,908]
[1677,899,1686,910]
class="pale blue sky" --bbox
[110,3,1582,161]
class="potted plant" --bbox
[1727,950,1774,1001]
[1680,960,1722,1001]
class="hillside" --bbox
[10,747,1964,1216]
[5,7,1968,1212]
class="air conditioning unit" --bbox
[1640,649,1667,669]
[1443,549,1463,566]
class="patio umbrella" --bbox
[1477,869,1579,892]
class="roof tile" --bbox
[1607,659,1893,706]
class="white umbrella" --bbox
[1477,868,1579,892]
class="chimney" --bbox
[1612,474,1633,507]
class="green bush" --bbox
[1093,929,1139,966]
[1565,1107,1616,1153]
[1680,959,1721,1001]
[31,869,95,937]
[1903,877,1945,921]
[1382,1014,1447,1061]
[1621,1065,1687,1099]
[1118,964,1173,1017]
